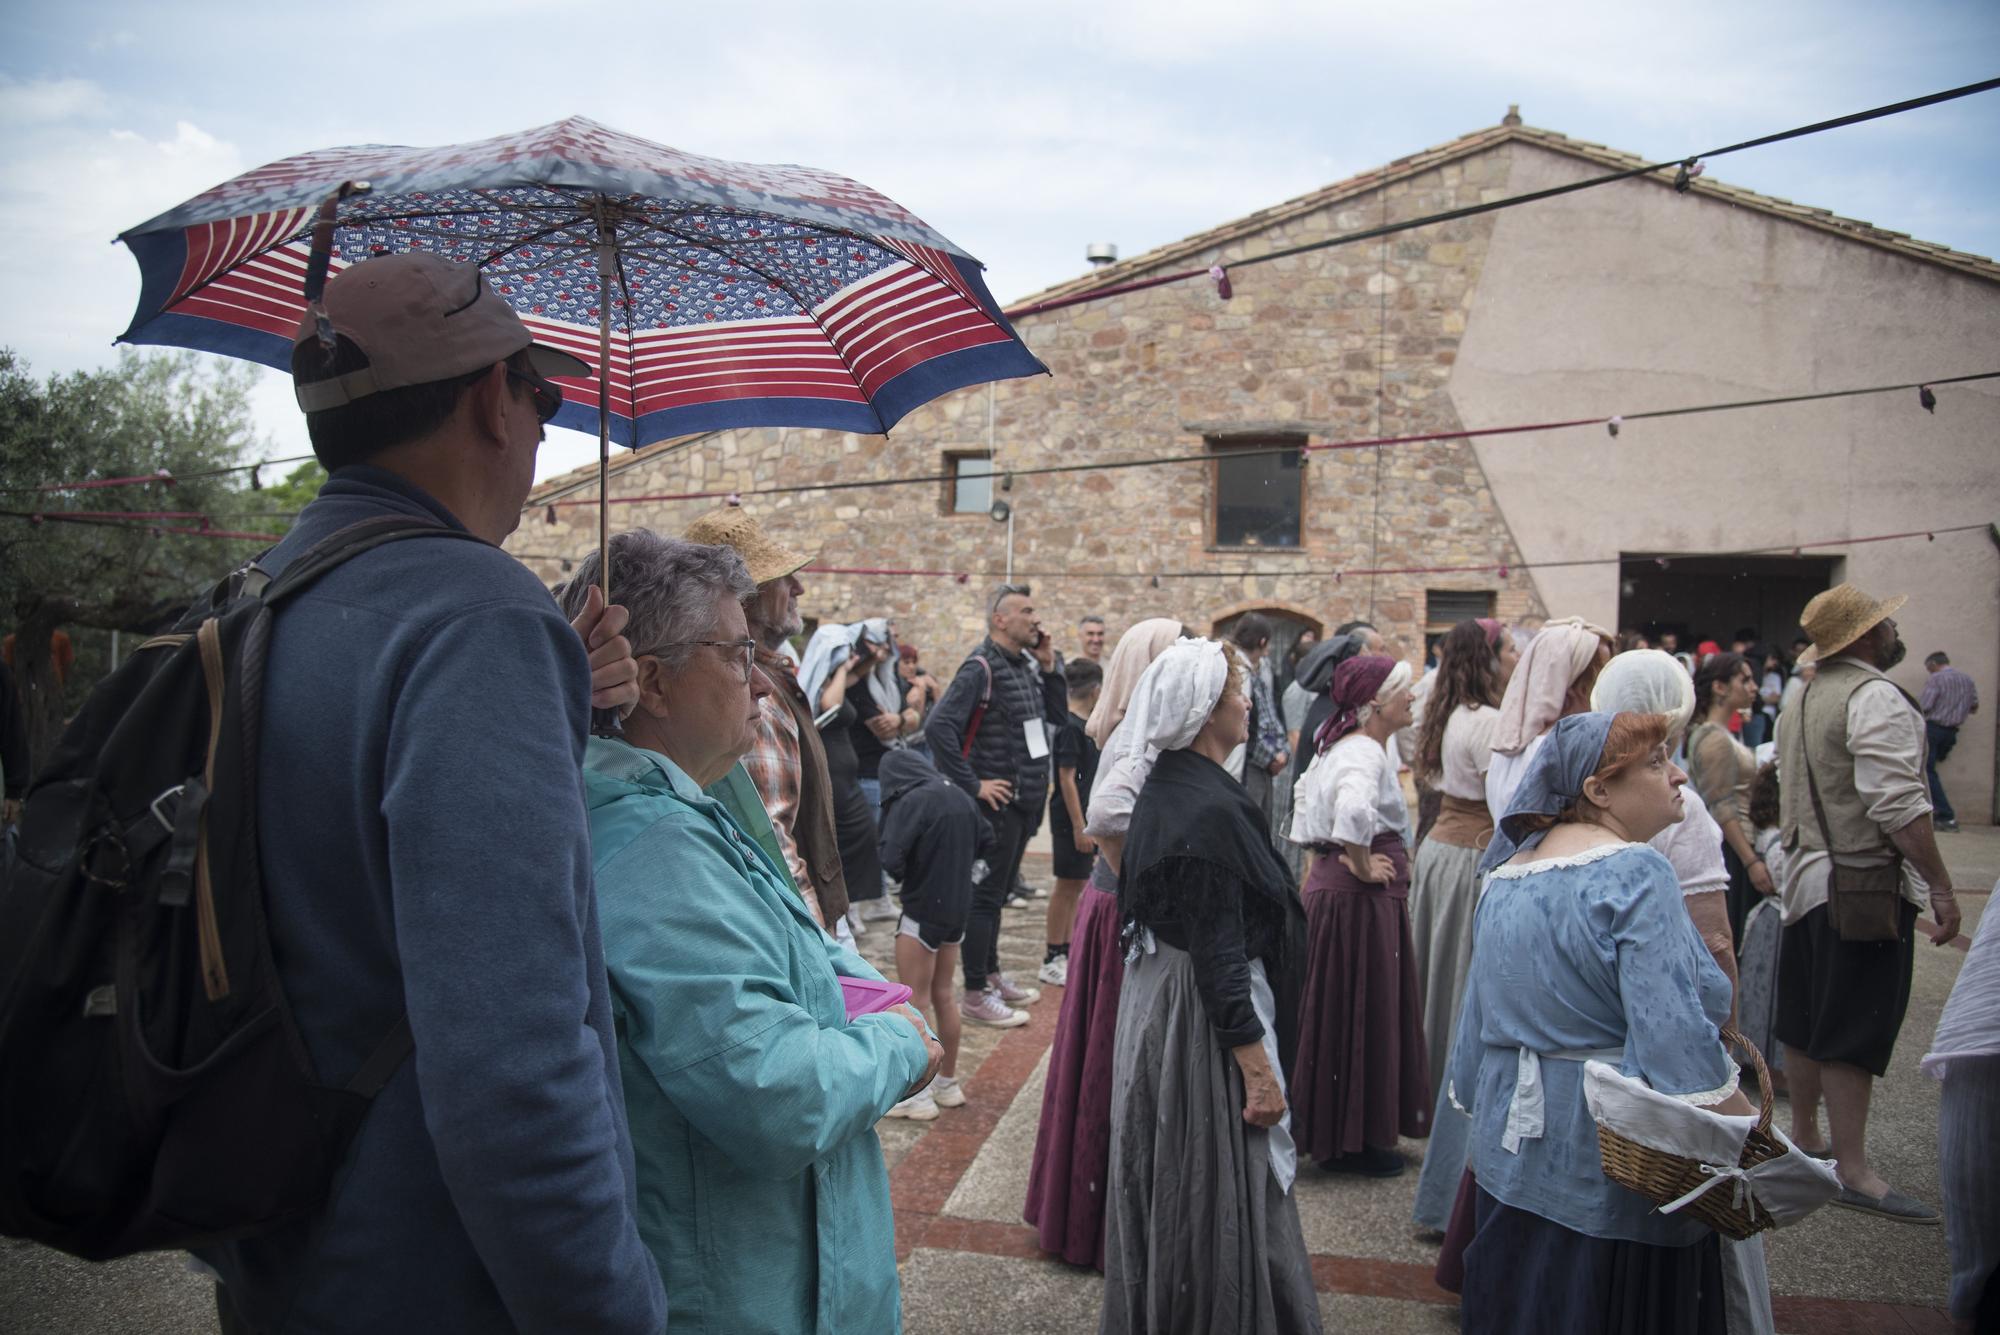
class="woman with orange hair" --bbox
[1452,712,1755,1334]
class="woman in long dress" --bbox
[1101,639,1318,1335]
[1686,653,1774,947]
[1024,618,1183,1268]
[1406,619,1511,1108]
[1453,711,1754,1335]
[1288,655,1430,1176]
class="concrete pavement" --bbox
[3,825,1991,1332]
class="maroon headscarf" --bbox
[1475,617,1506,649]
[1314,654,1396,753]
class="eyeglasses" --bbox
[507,369,562,425]
[635,637,759,684]
[690,638,759,684]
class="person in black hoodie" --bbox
[878,746,995,1119]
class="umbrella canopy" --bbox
[115,116,1046,445]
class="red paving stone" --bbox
[887,896,1957,1324]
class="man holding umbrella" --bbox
[202,252,666,1331]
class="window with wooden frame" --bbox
[942,450,994,516]
[1207,435,1305,549]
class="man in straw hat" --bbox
[683,506,851,936]
[1776,583,1962,1225]
[201,253,665,1330]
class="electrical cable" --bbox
[1003,77,2000,320]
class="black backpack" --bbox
[0,515,480,1260]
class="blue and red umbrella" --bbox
[117,116,1044,445]
[116,116,1046,607]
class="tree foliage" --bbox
[0,348,269,770]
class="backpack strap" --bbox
[961,654,995,759]
[345,1014,414,1097]
[263,515,487,609]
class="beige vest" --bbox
[1779,658,1922,859]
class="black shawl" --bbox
[1123,746,1308,1067]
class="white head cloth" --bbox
[1085,639,1228,836]
[1591,649,1697,745]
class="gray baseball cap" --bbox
[293,252,590,412]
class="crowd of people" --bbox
[5,253,1990,1334]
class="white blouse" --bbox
[1440,703,1499,802]
[1290,732,1410,848]
[1084,715,1142,839]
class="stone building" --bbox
[514,110,2000,820]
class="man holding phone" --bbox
[925,584,1067,1026]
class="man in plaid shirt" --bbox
[1920,651,1981,833]
[686,508,849,931]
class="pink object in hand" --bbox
[840,976,913,1019]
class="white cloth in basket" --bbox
[1583,1061,1839,1228]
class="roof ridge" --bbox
[1006,120,2000,311]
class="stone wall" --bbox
[511,142,1544,666]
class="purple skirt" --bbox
[1290,832,1431,1161]
[1023,858,1124,1269]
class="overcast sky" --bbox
[4,0,1996,482]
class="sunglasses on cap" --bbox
[507,367,563,425]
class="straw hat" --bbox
[683,507,817,586]
[1794,583,1907,666]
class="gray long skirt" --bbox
[1100,943,1321,1335]
[1408,837,1482,1107]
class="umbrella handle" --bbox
[302,180,373,356]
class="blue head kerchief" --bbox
[1477,711,1618,876]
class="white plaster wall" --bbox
[1452,141,2000,821]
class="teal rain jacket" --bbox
[584,737,927,1334]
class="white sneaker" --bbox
[845,905,868,937]
[860,898,900,922]
[989,971,1041,1006]
[960,989,1030,1028]
[931,1076,967,1108]
[1037,955,1069,987]
[885,1089,940,1121]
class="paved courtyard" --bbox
[5,827,1993,1333]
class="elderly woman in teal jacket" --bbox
[560,532,942,1334]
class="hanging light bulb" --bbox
[1919,385,1937,414]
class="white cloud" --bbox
[0,110,247,375]
[0,76,107,125]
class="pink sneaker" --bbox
[960,988,1029,1028]
[988,972,1041,1006]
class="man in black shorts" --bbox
[1776,585,1962,1225]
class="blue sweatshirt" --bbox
[197,467,665,1333]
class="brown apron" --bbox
[1425,794,1493,852]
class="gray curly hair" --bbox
[556,530,754,674]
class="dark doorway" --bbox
[1617,554,1838,654]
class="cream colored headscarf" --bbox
[1491,616,1613,755]
[1085,617,1184,746]
[1590,649,1697,745]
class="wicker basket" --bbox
[1594,1027,1784,1240]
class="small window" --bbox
[1209,437,1304,548]
[944,451,994,515]
[1423,589,1497,662]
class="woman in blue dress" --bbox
[1450,711,1756,1334]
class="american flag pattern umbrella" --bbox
[115,116,1046,445]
